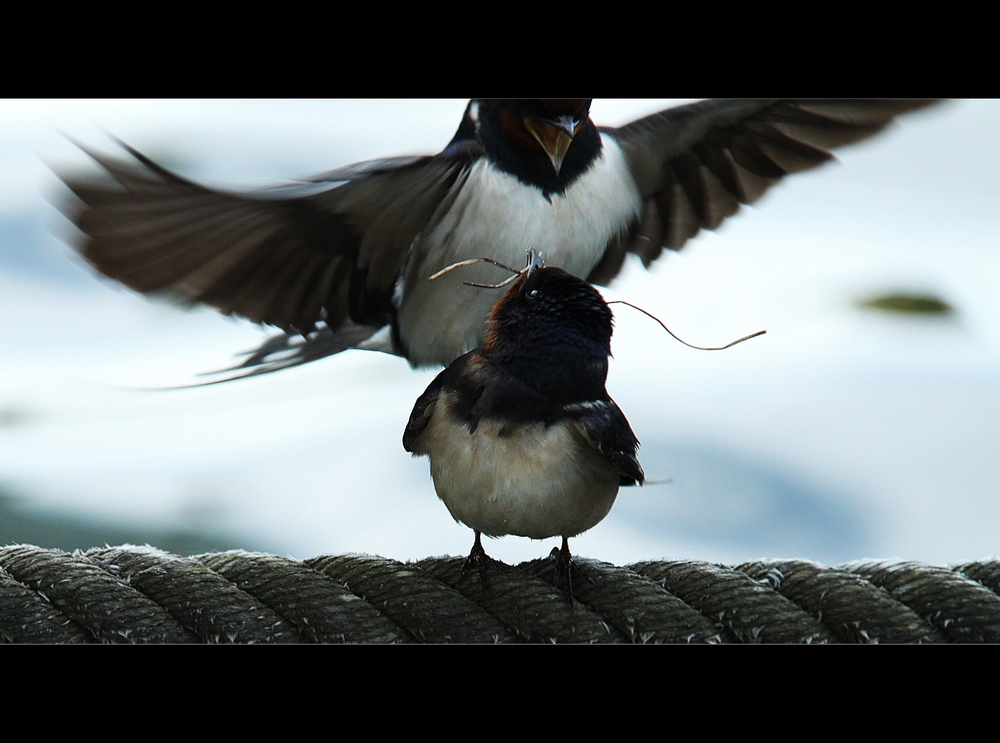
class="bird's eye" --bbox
[528,289,539,299]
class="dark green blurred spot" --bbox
[0,407,32,427]
[858,293,953,316]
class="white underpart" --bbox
[356,324,394,353]
[418,403,621,539]
[398,135,642,366]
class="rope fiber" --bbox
[1,544,997,643]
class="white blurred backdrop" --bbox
[0,99,996,566]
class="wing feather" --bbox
[609,99,939,262]
[60,141,471,335]
[566,400,645,486]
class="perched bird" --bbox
[59,99,937,378]
[403,250,643,592]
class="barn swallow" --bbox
[58,99,938,378]
[403,250,643,597]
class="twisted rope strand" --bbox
[2,544,998,643]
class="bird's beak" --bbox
[524,114,580,176]
[525,248,546,277]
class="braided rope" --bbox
[1,544,997,643]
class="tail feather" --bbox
[194,321,386,385]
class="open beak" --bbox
[523,114,580,176]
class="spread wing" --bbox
[567,400,644,486]
[59,140,479,336]
[598,99,939,277]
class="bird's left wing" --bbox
[599,99,938,278]
[59,140,477,338]
[403,355,472,454]
[403,370,446,454]
[566,400,644,486]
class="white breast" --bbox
[397,135,642,366]
[417,401,622,540]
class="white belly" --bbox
[398,136,642,366]
[420,411,621,540]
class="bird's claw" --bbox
[550,537,596,606]
[460,531,507,604]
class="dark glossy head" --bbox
[481,259,613,400]
[467,99,601,196]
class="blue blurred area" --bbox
[616,437,870,560]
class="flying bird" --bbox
[59,99,937,377]
[403,250,643,595]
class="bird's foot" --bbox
[460,531,505,603]
[550,537,596,606]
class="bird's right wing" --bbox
[59,140,479,339]
[603,99,939,273]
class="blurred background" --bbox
[0,99,996,567]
